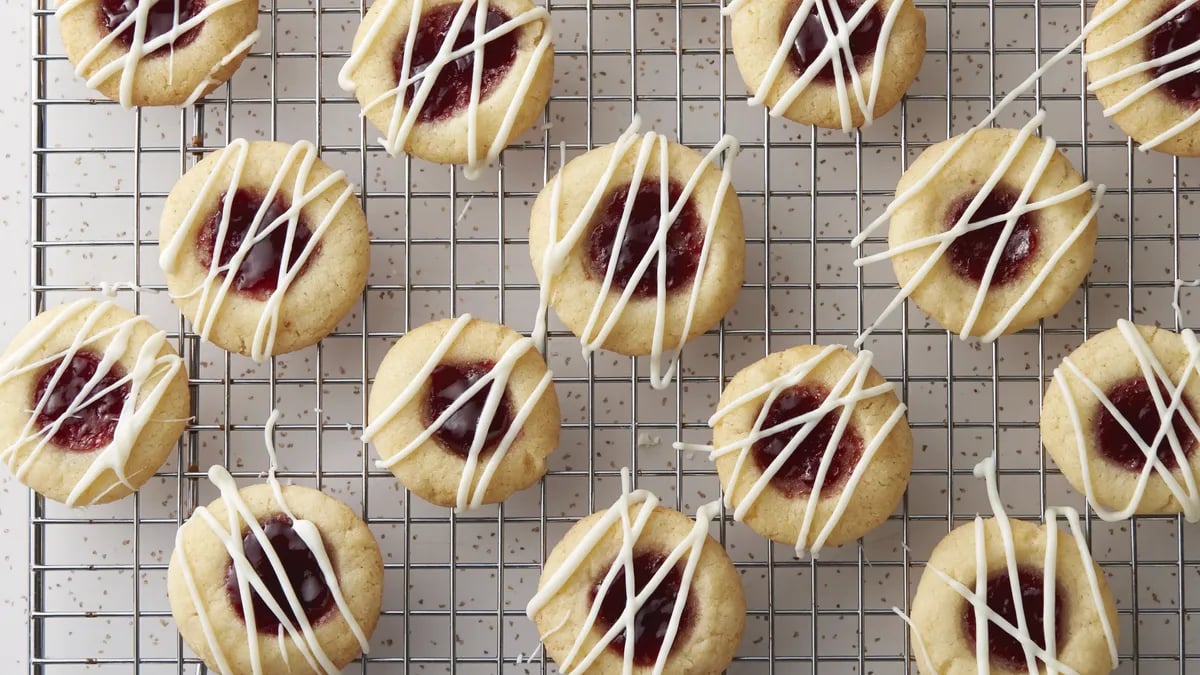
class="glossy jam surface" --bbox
[422,360,514,458]
[196,188,315,301]
[99,0,205,57]
[783,0,883,83]
[944,186,1038,286]
[751,383,862,498]
[393,3,519,123]
[225,515,335,634]
[1148,2,1200,108]
[584,179,705,298]
[1096,377,1196,472]
[962,567,1063,671]
[33,350,131,452]
[590,552,694,666]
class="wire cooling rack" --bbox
[26,0,1200,672]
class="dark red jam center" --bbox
[422,360,515,458]
[751,383,862,498]
[945,186,1038,286]
[590,552,694,666]
[99,0,205,57]
[962,567,1063,671]
[225,515,335,634]
[584,179,705,298]
[1095,377,1196,472]
[32,350,130,452]
[196,188,316,301]
[1148,2,1200,108]
[393,3,519,123]
[784,0,883,83]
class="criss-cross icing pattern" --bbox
[724,0,907,131]
[1054,320,1200,522]
[0,299,184,507]
[159,139,355,362]
[1086,0,1200,151]
[56,0,259,108]
[362,314,554,511]
[532,118,740,390]
[851,111,1104,345]
[676,346,906,558]
[526,468,720,675]
[337,0,552,179]
[895,457,1119,675]
[174,411,371,674]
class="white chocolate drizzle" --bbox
[182,28,260,107]
[159,139,355,362]
[675,345,905,558]
[337,0,553,179]
[1053,320,1200,521]
[55,0,259,109]
[526,468,721,675]
[1084,0,1200,152]
[0,299,184,507]
[893,457,1118,675]
[723,0,907,132]
[174,411,371,675]
[851,110,1104,345]
[362,314,554,511]
[531,117,741,390]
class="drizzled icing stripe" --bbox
[55,0,258,108]
[851,111,1104,346]
[183,29,260,107]
[1054,320,1200,522]
[895,458,1119,675]
[675,345,905,558]
[724,0,906,132]
[0,299,184,507]
[337,0,552,179]
[526,468,721,675]
[1085,0,1200,151]
[175,411,370,675]
[159,139,355,362]
[362,314,553,511]
[532,117,741,390]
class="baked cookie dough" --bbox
[159,139,370,361]
[885,126,1098,340]
[56,0,259,107]
[338,0,554,175]
[528,129,745,366]
[168,468,384,675]
[528,494,745,674]
[0,299,189,506]
[909,516,1118,675]
[1042,321,1200,518]
[1086,0,1200,156]
[729,0,926,130]
[711,343,912,556]
[364,315,560,510]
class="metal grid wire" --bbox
[26,0,1200,671]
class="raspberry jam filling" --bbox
[751,383,862,498]
[1096,376,1196,472]
[393,3,520,123]
[1148,2,1200,109]
[225,515,335,633]
[196,188,316,301]
[590,551,694,666]
[783,0,883,83]
[962,567,1063,671]
[422,361,514,458]
[945,185,1038,286]
[99,0,205,57]
[584,179,705,298]
[33,350,131,452]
